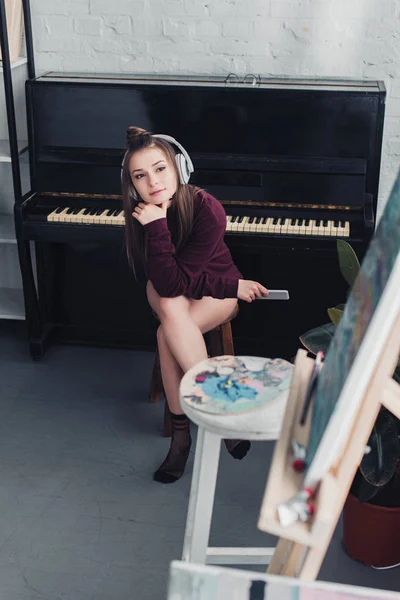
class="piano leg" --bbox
[29,322,57,360]
[16,236,58,361]
[16,238,41,338]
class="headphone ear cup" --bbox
[175,153,190,184]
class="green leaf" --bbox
[337,240,361,288]
[299,322,336,356]
[328,307,343,326]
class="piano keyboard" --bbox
[46,207,350,238]
[47,206,125,225]
[226,215,350,237]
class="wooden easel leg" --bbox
[268,539,308,577]
[297,545,327,580]
[267,538,292,574]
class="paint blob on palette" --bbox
[180,355,294,415]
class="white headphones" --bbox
[121,133,194,185]
[153,134,194,184]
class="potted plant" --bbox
[300,240,400,569]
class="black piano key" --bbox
[66,207,74,214]
[334,220,340,227]
[255,217,261,224]
[72,207,81,214]
[106,209,114,216]
[55,206,64,214]
[113,209,120,216]
[89,207,98,215]
[323,219,328,227]
[95,208,103,216]
[273,217,279,225]
[238,216,244,223]
[290,219,296,225]
[231,216,238,223]
[83,208,91,215]
[304,219,310,226]
[248,217,254,224]
[340,220,346,227]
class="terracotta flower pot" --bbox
[343,492,400,568]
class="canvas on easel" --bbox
[167,560,400,600]
[258,170,400,580]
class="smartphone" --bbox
[256,290,289,300]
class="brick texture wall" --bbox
[31,0,400,214]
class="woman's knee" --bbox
[158,295,190,321]
[189,297,238,334]
[157,324,166,346]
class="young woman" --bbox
[121,126,269,484]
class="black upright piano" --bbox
[15,73,386,360]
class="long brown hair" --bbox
[121,126,199,275]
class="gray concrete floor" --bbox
[0,322,398,599]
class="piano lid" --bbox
[38,71,383,93]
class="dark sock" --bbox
[224,438,251,460]
[153,413,192,484]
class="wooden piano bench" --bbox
[148,316,236,437]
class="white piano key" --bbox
[230,216,240,233]
[67,208,86,223]
[92,209,108,224]
[116,210,125,226]
[58,208,73,223]
[326,220,335,236]
[236,217,246,233]
[286,219,298,235]
[248,218,258,233]
[51,207,68,222]
[253,218,264,233]
[259,217,270,233]
[108,210,123,225]
[280,218,290,234]
[242,216,251,232]
[298,219,307,235]
[47,207,61,222]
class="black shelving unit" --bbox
[0,0,35,320]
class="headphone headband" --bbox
[152,134,194,173]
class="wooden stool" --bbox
[179,355,294,566]
[149,317,236,437]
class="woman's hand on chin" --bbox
[132,201,169,225]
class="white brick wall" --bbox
[30,0,400,215]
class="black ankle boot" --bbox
[153,413,192,484]
[224,438,251,460]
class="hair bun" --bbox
[126,126,149,146]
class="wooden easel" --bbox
[258,311,400,580]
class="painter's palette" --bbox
[180,356,294,415]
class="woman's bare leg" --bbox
[146,282,244,482]
[156,326,184,414]
[147,281,238,414]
